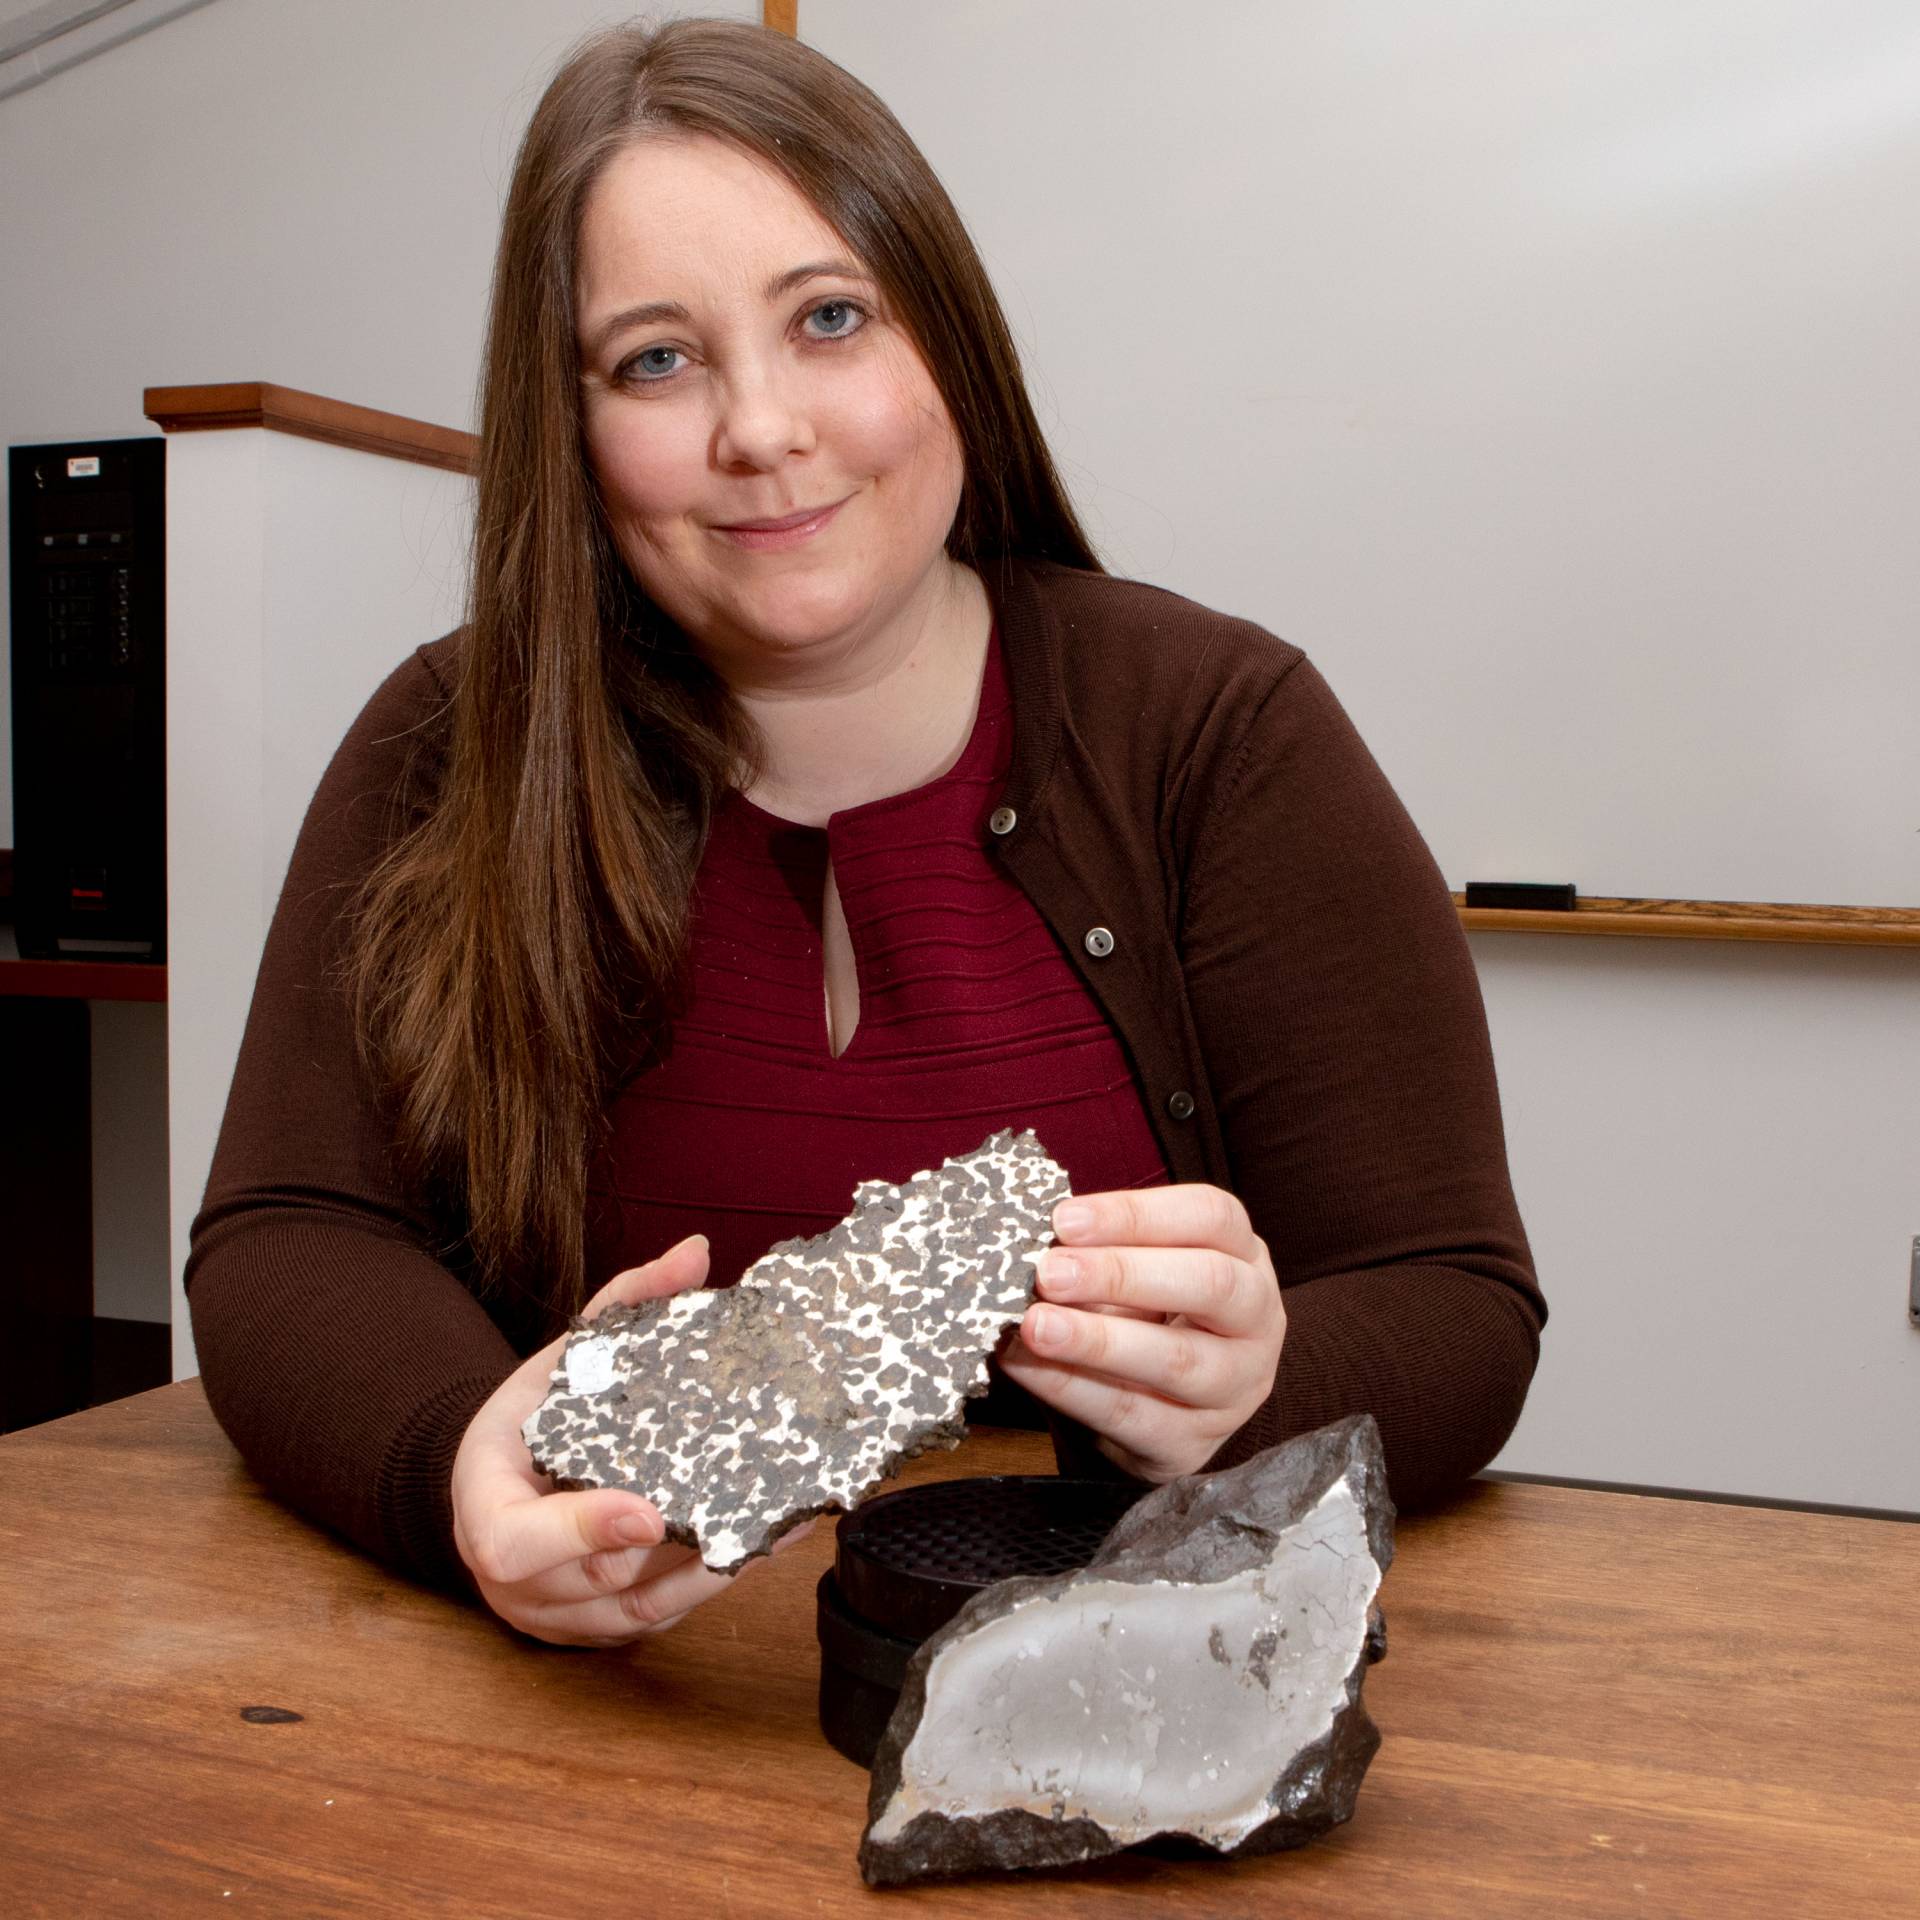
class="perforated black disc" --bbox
[834,1475,1145,1644]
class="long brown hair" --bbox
[349,17,1100,1311]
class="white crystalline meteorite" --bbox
[860,1414,1395,1886]
[521,1129,1070,1573]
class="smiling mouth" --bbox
[712,496,850,548]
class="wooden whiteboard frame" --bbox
[1454,897,1920,949]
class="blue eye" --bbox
[806,299,867,339]
[623,345,684,383]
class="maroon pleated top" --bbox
[584,627,1168,1290]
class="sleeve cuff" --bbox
[376,1371,511,1595]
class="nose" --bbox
[712,360,815,472]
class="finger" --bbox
[1052,1185,1258,1260]
[522,1503,820,1608]
[997,1335,1181,1460]
[1033,1245,1262,1337]
[540,1514,813,1614]
[465,1484,666,1592]
[524,1596,691,1648]
[1017,1300,1236,1409]
[583,1233,712,1319]
[520,1550,744,1646]
[532,1536,700,1605]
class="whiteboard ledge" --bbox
[1456,898,1920,949]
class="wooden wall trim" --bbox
[763,0,797,36]
[143,383,476,476]
[1455,896,1920,949]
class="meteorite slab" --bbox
[522,1129,1069,1573]
[860,1413,1394,1886]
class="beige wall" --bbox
[798,0,1920,1511]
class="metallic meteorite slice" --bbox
[860,1414,1395,1886]
[521,1129,1070,1573]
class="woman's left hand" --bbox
[997,1184,1286,1484]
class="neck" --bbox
[732,559,992,826]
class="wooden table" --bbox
[2,1386,1913,1917]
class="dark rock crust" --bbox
[860,1414,1395,1887]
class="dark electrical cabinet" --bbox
[7,436,166,961]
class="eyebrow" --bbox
[585,258,872,358]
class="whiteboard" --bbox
[802,0,1920,910]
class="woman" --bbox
[189,18,1543,1647]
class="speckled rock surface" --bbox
[521,1130,1070,1573]
[859,1414,1394,1886]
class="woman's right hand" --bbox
[451,1233,743,1646]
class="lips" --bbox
[712,495,850,549]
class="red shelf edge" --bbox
[0,957,167,1003]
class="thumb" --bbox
[491,1235,714,1464]
[507,1236,709,1426]
[582,1232,712,1321]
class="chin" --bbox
[722,580,886,654]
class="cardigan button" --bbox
[988,806,1017,836]
[1084,926,1115,958]
[1167,1090,1196,1121]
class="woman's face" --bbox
[575,135,967,680]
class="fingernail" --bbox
[672,1234,709,1255]
[1037,1251,1079,1296]
[1054,1203,1093,1241]
[1027,1305,1066,1349]
[614,1512,660,1546]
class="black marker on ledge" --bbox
[1463,882,1578,912]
